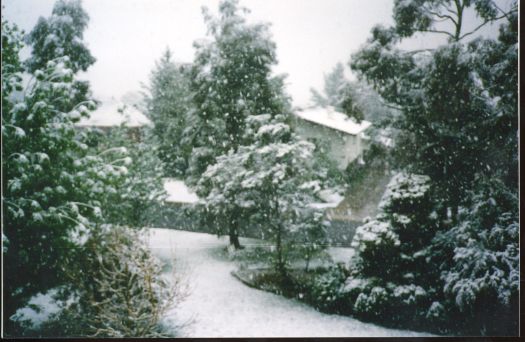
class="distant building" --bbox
[155,178,200,231]
[75,100,151,141]
[163,178,199,205]
[292,106,372,170]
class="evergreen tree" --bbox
[25,0,95,110]
[25,0,95,74]
[185,0,290,185]
[310,63,380,122]
[197,114,327,270]
[348,0,518,334]
[431,177,519,335]
[1,55,125,332]
[346,173,438,326]
[92,122,167,227]
[144,48,192,177]
[350,0,517,223]
[1,19,24,112]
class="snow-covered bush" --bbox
[42,226,181,337]
[350,219,401,278]
[431,177,519,334]
[338,173,437,326]
[350,173,437,281]
[309,264,349,313]
[353,286,391,318]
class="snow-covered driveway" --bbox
[146,228,432,338]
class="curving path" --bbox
[146,228,433,338]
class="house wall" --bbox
[292,117,368,170]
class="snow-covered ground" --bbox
[146,228,433,337]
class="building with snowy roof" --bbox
[292,106,372,170]
[75,100,151,141]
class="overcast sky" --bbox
[3,0,511,107]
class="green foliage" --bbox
[91,123,167,228]
[144,49,192,177]
[351,1,518,219]
[348,0,518,334]
[25,0,96,113]
[430,177,519,335]
[185,0,290,184]
[197,114,327,271]
[20,226,181,338]
[65,226,178,337]
[25,0,95,74]
[310,62,393,124]
[1,56,124,331]
[309,264,349,313]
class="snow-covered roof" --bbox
[308,189,345,209]
[76,101,151,128]
[295,106,372,136]
[163,178,199,204]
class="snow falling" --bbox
[2,0,518,338]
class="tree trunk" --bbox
[276,224,286,276]
[228,218,242,250]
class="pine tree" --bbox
[91,123,167,228]
[310,63,364,122]
[185,0,290,185]
[144,48,192,177]
[345,173,438,325]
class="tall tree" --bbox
[348,0,518,334]
[144,48,192,177]
[350,0,517,223]
[185,0,290,185]
[25,0,95,110]
[25,0,95,73]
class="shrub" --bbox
[38,226,185,337]
[309,264,349,313]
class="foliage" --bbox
[310,62,395,124]
[1,55,126,331]
[144,49,192,177]
[1,19,24,112]
[62,226,180,337]
[337,173,439,330]
[25,0,95,111]
[350,0,518,221]
[197,114,327,270]
[309,264,349,313]
[13,226,183,338]
[25,0,95,74]
[185,0,291,184]
[91,123,167,227]
[429,177,519,334]
[347,0,518,334]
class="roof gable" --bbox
[295,106,371,135]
